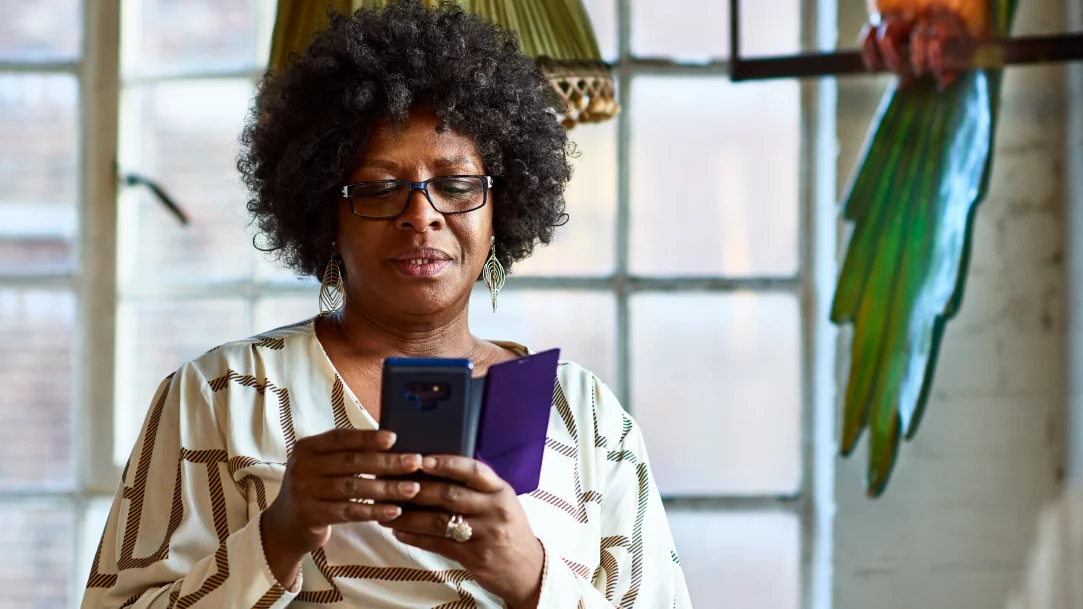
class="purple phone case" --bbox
[475,348,560,495]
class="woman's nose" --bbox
[396,187,445,231]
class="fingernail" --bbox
[385,432,397,446]
[422,456,437,470]
[384,506,401,519]
[399,481,419,496]
[401,453,422,468]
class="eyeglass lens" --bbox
[349,176,487,218]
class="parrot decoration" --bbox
[832,0,1020,497]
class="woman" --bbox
[83,2,691,607]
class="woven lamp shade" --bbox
[268,0,618,128]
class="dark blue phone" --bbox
[379,357,483,485]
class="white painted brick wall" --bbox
[832,1,1068,607]
[1069,0,1083,483]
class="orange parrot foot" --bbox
[860,8,978,91]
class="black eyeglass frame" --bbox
[339,175,494,219]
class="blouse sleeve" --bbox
[80,361,300,609]
[535,376,693,608]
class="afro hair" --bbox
[238,0,573,278]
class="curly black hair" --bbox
[237,0,573,278]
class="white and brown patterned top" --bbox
[81,320,692,608]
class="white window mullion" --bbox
[76,0,121,497]
[615,0,633,409]
[72,2,121,605]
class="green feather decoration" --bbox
[832,0,1019,497]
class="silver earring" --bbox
[482,238,505,313]
[319,249,344,316]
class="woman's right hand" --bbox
[260,429,423,588]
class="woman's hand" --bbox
[261,429,423,589]
[379,456,544,609]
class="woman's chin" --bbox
[381,282,463,317]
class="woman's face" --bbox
[335,107,493,318]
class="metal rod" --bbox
[727,0,1083,81]
[731,32,1083,81]
[732,49,864,82]
[730,0,740,67]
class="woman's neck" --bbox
[328,300,486,362]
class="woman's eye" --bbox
[355,185,398,198]
[436,181,476,195]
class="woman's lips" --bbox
[389,258,452,277]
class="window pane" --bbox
[0,499,75,609]
[631,0,728,61]
[670,511,799,609]
[515,120,616,277]
[582,0,617,63]
[631,0,799,61]
[114,298,249,465]
[0,290,74,491]
[121,0,264,76]
[0,74,78,275]
[256,245,322,283]
[117,80,255,285]
[0,0,82,61]
[78,497,114,593]
[468,288,617,389]
[629,77,799,277]
[255,294,318,333]
[630,293,800,495]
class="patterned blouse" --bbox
[81,320,692,608]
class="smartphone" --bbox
[379,357,483,486]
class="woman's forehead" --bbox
[357,109,483,170]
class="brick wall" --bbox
[832,1,1068,607]
[1065,0,1083,484]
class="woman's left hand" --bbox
[379,456,543,609]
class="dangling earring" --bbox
[319,245,344,316]
[482,236,505,313]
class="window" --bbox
[468,2,822,608]
[0,0,113,607]
[113,0,286,467]
[1,2,832,608]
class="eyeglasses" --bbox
[340,175,493,219]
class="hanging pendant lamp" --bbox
[267,0,618,129]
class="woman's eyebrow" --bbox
[434,155,478,170]
[355,159,400,171]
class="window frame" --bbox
[0,0,121,604]
[592,2,836,608]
